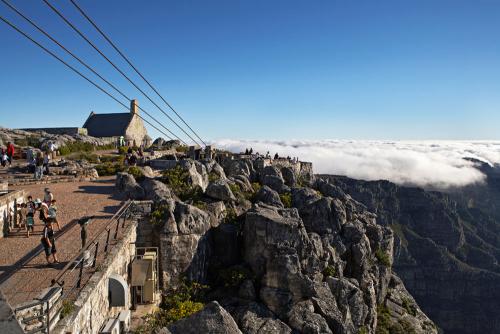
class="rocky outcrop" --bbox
[166,301,242,334]
[115,172,144,200]
[140,157,435,334]
[206,180,236,202]
[321,174,500,334]
[141,178,173,202]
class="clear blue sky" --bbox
[1,0,500,141]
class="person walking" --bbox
[6,142,15,166]
[26,195,35,224]
[35,152,44,180]
[1,148,7,167]
[36,198,50,225]
[41,220,58,265]
[48,199,61,231]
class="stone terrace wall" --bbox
[53,221,137,334]
[0,290,23,333]
[20,127,88,136]
[0,190,26,239]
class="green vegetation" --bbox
[208,171,220,183]
[151,204,169,226]
[224,208,238,225]
[280,192,292,208]
[375,248,391,267]
[118,146,128,155]
[376,304,417,334]
[94,162,125,176]
[323,265,336,278]
[60,300,75,319]
[14,136,40,148]
[389,224,408,247]
[135,280,208,333]
[401,297,417,316]
[127,166,145,181]
[217,266,251,287]
[358,326,368,334]
[251,182,261,193]
[59,142,114,156]
[176,145,189,153]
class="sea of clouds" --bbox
[211,139,500,189]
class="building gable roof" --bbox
[83,113,133,138]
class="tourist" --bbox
[6,142,15,166]
[43,152,50,175]
[79,216,92,249]
[43,188,53,205]
[15,203,24,228]
[1,148,7,167]
[274,153,279,160]
[26,195,35,225]
[26,208,34,237]
[35,152,44,180]
[48,199,61,231]
[41,220,58,265]
[249,148,253,155]
[36,198,50,225]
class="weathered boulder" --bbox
[115,172,144,199]
[166,301,242,334]
[141,178,173,202]
[160,201,212,287]
[281,167,297,187]
[228,301,292,334]
[255,185,283,208]
[206,180,236,202]
[178,160,209,191]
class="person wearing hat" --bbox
[43,188,53,205]
[41,220,58,265]
[35,198,49,225]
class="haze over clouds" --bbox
[212,140,500,189]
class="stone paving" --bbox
[0,176,123,307]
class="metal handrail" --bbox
[51,199,133,287]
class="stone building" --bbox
[83,99,151,147]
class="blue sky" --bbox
[1,0,500,142]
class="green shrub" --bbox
[323,265,336,278]
[251,182,261,193]
[68,152,100,163]
[60,300,75,319]
[118,146,128,155]
[151,204,169,226]
[358,326,368,334]
[401,297,417,316]
[14,136,40,148]
[94,162,125,176]
[176,145,189,153]
[375,248,391,267]
[376,304,392,334]
[224,208,238,225]
[280,192,292,208]
[208,172,220,183]
[217,267,251,287]
[127,166,144,181]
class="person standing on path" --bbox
[41,221,58,265]
[48,199,61,231]
[35,152,44,180]
[6,142,15,166]
[78,216,92,249]
[43,152,50,175]
[44,188,53,205]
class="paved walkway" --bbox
[0,176,123,307]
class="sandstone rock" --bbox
[141,178,173,202]
[206,180,236,202]
[115,172,144,200]
[167,301,242,334]
[255,185,283,208]
[281,166,297,187]
[229,302,292,334]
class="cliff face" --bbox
[318,174,500,334]
[128,156,436,334]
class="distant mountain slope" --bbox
[318,171,500,334]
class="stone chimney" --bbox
[130,99,139,114]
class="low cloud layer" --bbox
[212,139,500,189]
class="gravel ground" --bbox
[0,176,124,307]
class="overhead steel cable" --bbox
[0,0,184,144]
[69,0,207,147]
[0,15,174,141]
[42,0,202,147]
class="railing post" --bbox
[92,242,99,268]
[122,216,126,228]
[76,258,84,288]
[46,299,50,334]
[104,229,111,253]
[114,218,120,239]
